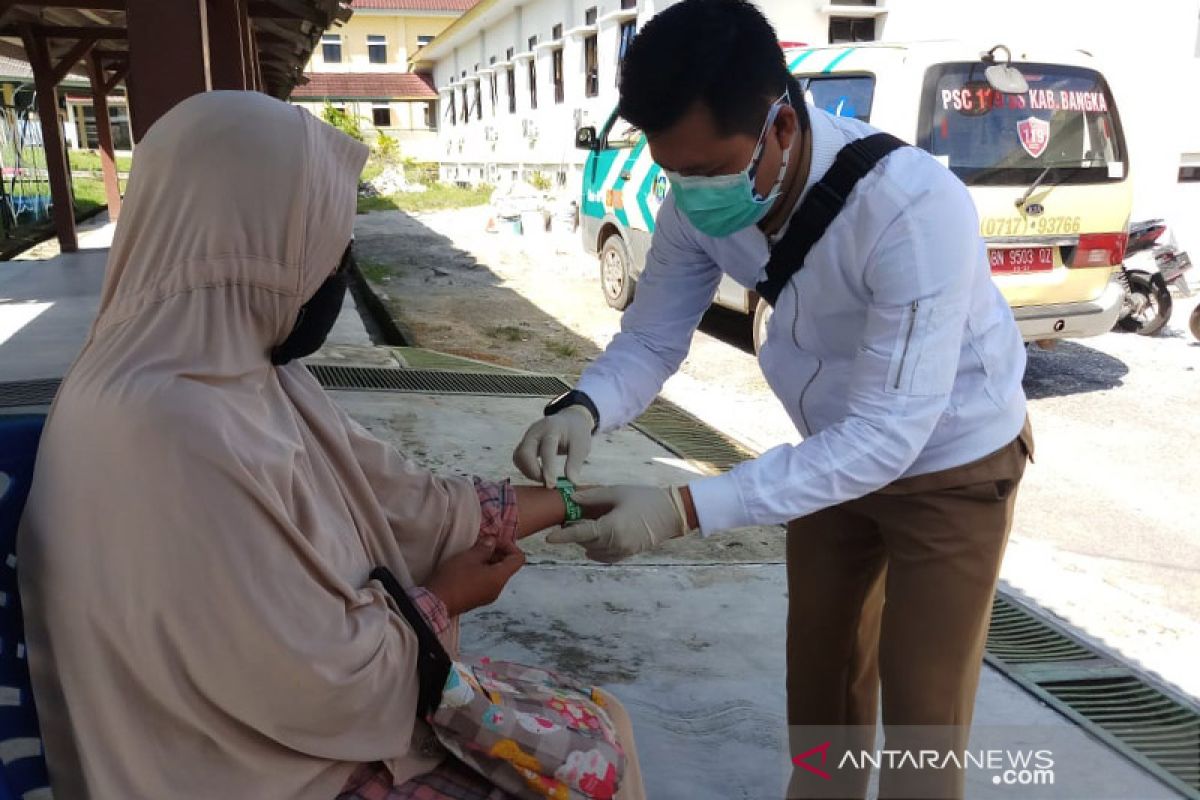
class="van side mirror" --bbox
[575,126,598,150]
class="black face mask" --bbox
[270,245,353,366]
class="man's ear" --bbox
[774,104,800,152]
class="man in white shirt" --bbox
[513,1,1032,796]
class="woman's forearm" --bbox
[513,485,571,539]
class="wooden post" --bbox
[207,0,248,89]
[21,25,77,252]
[125,0,209,141]
[239,0,258,91]
[85,51,121,220]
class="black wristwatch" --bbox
[544,389,600,434]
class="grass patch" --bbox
[0,176,112,259]
[544,340,579,358]
[358,183,492,215]
[485,325,525,342]
[68,149,133,173]
[357,258,393,283]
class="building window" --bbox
[506,46,514,60]
[528,59,538,109]
[368,35,388,64]
[460,87,468,123]
[584,35,599,97]
[829,16,875,43]
[585,6,598,25]
[321,34,342,63]
[417,34,435,47]
[490,73,498,113]
[424,102,435,129]
[474,82,482,120]
[552,23,563,40]
[1181,165,1200,182]
[506,66,516,113]
[372,103,392,127]
[621,0,636,8]
[553,48,565,103]
[528,35,538,51]
[618,21,636,83]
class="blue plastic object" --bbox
[0,414,50,800]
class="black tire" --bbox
[1190,303,1200,342]
[599,234,635,310]
[752,296,773,355]
[1116,273,1172,336]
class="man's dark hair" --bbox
[617,0,800,137]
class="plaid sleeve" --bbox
[472,477,519,548]
[406,587,450,636]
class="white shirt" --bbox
[577,108,1028,535]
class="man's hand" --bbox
[425,537,525,616]
[545,485,692,563]
[512,405,595,487]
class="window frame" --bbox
[367,34,388,64]
[321,33,342,64]
[552,47,565,104]
[371,102,392,127]
[584,34,599,98]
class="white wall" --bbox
[431,0,634,191]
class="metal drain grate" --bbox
[986,594,1200,797]
[308,364,570,397]
[0,378,60,409]
[632,398,758,475]
[985,595,1095,664]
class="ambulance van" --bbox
[576,42,1132,351]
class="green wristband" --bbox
[556,477,583,523]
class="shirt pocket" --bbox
[884,297,960,397]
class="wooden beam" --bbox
[21,0,124,8]
[85,49,121,220]
[100,61,125,93]
[251,0,324,24]
[21,24,77,252]
[48,34,96,83]
[0,24,129,38]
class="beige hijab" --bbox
[18,91,482,799]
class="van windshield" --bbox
[918,62,1126,187]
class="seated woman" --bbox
[17,91,643,800]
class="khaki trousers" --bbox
[786,419,1033,800]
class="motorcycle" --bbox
[1114,219,1192,336]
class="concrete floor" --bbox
[0,223,1184,798]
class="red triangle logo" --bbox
[792,741,833,780]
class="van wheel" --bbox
[752,296,773,355]
[600,235,635,310]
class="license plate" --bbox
[989,247,1055,273]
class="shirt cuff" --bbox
[473,477,519,547]
[688,472,750,537]
[573,377,622,434]
[407,587,451,636]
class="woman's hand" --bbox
[426,537,525,616]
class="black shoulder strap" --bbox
[370,566,453,718]
[755,132,908,307]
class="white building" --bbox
[414,0,1200,252]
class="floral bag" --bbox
[370,567,626,800]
